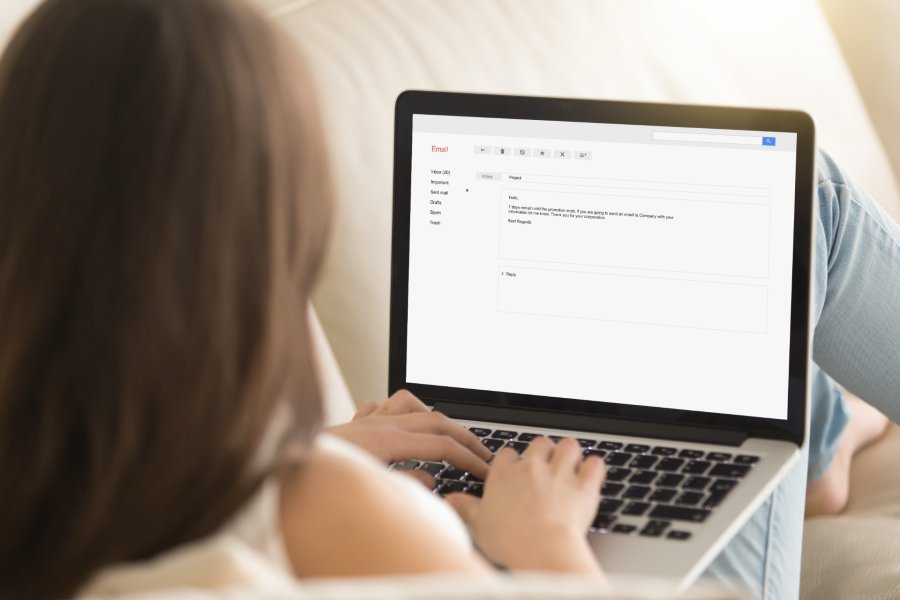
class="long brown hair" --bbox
[0,0,331,597]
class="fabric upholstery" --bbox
[271,0,899,407]
[821,0,900,221]
[801,425,900,600]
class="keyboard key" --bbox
[657,473,684,487]
[605,467,632,482]
[675,492,705,506]
[441,466,468,480]
[591,514,616,531]
[650,504,711,523]
[735,454,760,465]
[549,435,564,443]
[667,530,692,541]
[481,438,504,452]
[709,464,751,478]
[704,490,730,508]
[466,483,484,497]
[419,462,445,477]
[629,470,658,485]
[683,476,712,491]
[656,458,684,472]
[505,441,529,454]
[630,455,658,469]
[652,446,677,456]
[612,524,637,534]
[640,520,670,537]
[467,473,484,483]
[712,478,738,492]
[391,460,420,470]
[605,452,633,466]
[468,427,491,437]
[622,501,651,516]
[517,432,539,442]
[683,460,712,475]
[625,443,650,453]
[706,452,732,462]
[436,480,467,495]
[583,449,607,459]
[598,498,624,514]
[601,482,625,497]
[597,441,623,451]
[622,485,651,500]
[577,438,596,448]
[678,449,705,459]
[649,488,677,503]
[491,430,517,440]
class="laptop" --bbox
[388,91,815,590]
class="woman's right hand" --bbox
[445,437,606,577]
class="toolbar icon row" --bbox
[474,145,591,159]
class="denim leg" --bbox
[806,363,849,483]
[703,448,808,600]
[811,151,900,423]
[702,149,900,599]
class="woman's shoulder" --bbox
[278,433,483,578]
[284,433,402,499]
[280,433,460,534]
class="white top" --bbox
[79,433,471,598]
[228,432,473,571]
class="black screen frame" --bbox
[389,90,814,447]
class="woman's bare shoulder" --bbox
[278,435,488,579]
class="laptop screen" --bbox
[405,114,797,420]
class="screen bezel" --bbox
[390,90,814,447]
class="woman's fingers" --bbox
[550,438,582,471]
[523,435,554,461]
[392,412,493,462]
[578,455,606,491]
[491,446,520,469]
[444,493,480,524]
[399,432,490,479]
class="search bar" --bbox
[653,132,776,146]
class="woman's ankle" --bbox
[805,395,889,517]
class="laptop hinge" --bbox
[433,402,749,447]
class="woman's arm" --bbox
[280,431,605,579]
[279,439,491,578]
[325,390,493,479]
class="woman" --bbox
[1,1,898,599]
[0,1,605,598]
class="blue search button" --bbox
[762,137,776,146]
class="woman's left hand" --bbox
[326,390,493,479]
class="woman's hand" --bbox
[326,390,493,480]
[445,437,606,577]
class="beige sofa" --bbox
[271,2,900,598]
[2,0,898,598]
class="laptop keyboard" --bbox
[390,426,760,542]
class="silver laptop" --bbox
[388,91,815,591]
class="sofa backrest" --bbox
[271,0,900,404]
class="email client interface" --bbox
[406,115,798,420]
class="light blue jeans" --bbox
[703,150,900,599]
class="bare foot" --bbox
[805,394,889,517]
